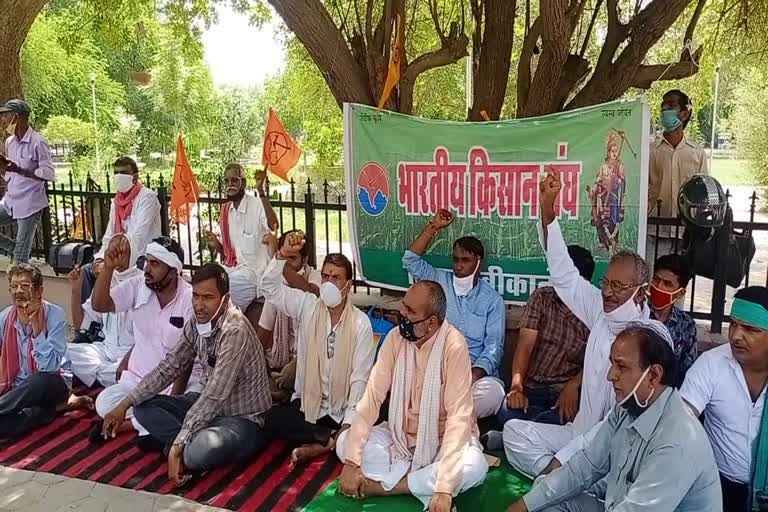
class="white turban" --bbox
[625,319,674,349]
[145,241,183,275]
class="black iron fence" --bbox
[2,173,766,332]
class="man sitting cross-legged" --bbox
[0,264,92,438]
[257,229,322,404]
[66,261,139,389]
[506,321,720,512]
[496,245,593,427]
[498,173,650,478]
[260,231,375,464]
[336,281,488,512]
[680,286,768,511]
[102,264,272,486]
[403,209,505,419]
[91,235,200,445]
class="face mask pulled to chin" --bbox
[605,286,645,336]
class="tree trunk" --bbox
[0,0,47,103]
[266,0,374,108]
[468,0,516,121]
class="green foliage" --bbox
[43,115,94,149]
[733,67,768,185]
[210,86,266,163]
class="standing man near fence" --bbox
[80,156,161,301]
[0,99,55,264]
[403,209,506,419]
[647,90,708,266]
[203,163,278,329]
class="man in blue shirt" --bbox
[649,254,697,388]
[403,208,505,418]
[0,263,90,438]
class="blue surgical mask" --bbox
[660,109,682,132]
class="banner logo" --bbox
[357,162,390,216]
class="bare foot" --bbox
[290,440,333,465]
[58,394,95,412]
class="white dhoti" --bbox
[503,420,576,478]
[224,265,260,309]
[67,342,131,388]
[337,424,489,507]
[95,379,203,437]
[471,377,506,418]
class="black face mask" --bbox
[146,267,174,292]
[399,316,431,342]
[227,188,245,202]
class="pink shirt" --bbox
[2,128,55,219]
[109,275,196,386]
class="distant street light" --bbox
[709,66,720,172]
[91,72,101,176]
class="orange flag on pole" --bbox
[377,15,403,111]
[262,109,301,181]
[170,134,200,225]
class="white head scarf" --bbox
[145,241,183,275]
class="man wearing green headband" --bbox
[681,286,768,511]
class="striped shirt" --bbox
[127,301,272,446]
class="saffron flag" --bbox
[170,134,200,225]
[377,15,403,111]
[262,109,301,181]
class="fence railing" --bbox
[2,173,766,333]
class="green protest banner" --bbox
[344,98,650,303]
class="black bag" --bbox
[683,207,756,288]
[47,239,95,275]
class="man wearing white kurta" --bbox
[260,232,375,463]
[499,172,650,478]
[337,281,488,512]
[81,156,161,300]
[67,266,139,387]
[203,164,278,327]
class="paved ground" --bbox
[0,466,227,512]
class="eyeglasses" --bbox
[9,283,33,292]
[326,330,336,359]
[598,278,640,294]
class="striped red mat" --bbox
[0,388,342,511]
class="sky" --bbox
[202,5,285,89]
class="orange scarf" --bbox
[220,202,238,267]
[0,305,47,395]
[114,184,143,235]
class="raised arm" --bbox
[538,173,602,327]
[403,209,455,283]
[255,171,279,232]
[259,232,314,320]
[91,236,131,313]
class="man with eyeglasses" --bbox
[497,172,651,479]
[0,264,92,438]
[260,232,375,465]
[203,163,278,329]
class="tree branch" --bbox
[399,21,469,113]
[631,46,703,89]
[266,0,374,107]
[516,16,542,113]
[684,0,707,48]
[579,0,603,58]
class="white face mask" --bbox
[114,174,135,193]
[453,261,480,297]
[618,366,654,408]
[605,286,645,336]
[196,294,227,338]
[320,281,347,308]
[5,116,16,136]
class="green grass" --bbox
[711,158,754,186]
